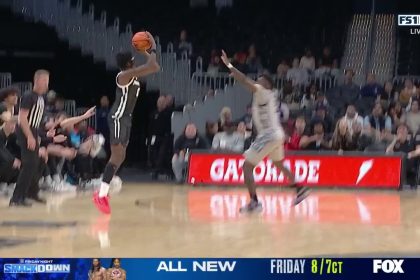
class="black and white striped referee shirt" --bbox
[19,91,45,133]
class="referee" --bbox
[10,69,48,207]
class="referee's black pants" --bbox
[10,135,40,203]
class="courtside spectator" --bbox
[310,103,333,134]
[218,106,233,132]
[331,118,358,152]
[402,99,420,135]
[386,124,417,187]
[285,116,306,150]
[148,96,172,179]
[172,123,208,183]
[205,121,218,144]
[212,122,244,152]
[300,120,331,150]
[343,104,364,136]
[300,48,316,74]
[177,29,193,57]
[246,44,263,74]
[0,115,19,191]
[0,87,19,117]
[300,84,318,110]
[96,95,110,155]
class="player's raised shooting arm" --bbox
[118,32,160,85]
[221,50,257,93]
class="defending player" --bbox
[220,50,310,212]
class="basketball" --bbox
[132,31,152,52]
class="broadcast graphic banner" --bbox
[0,258,418,279]
[187,153,402,188]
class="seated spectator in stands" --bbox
[398,78,418,108]
[278,100,290,123]
[330,59,341,80]
[387,101,404,130]
[205,121,218,144]
[202,89,215,102]
[218,106,232,132]
[287,57,308,87]
[310,104,333,134]
[276,59,289,79]
[207,52,221,76]
[364,102,392,133]
[361,73,382,99]
[359,102,392,151]
[285,116,306,150]
[232,52,248,73]
[343,104,364,136]
[315,46,333,78]
[246,44,263,74]
[380,81,397,103]
[402,99,420,135]
[236,121,251,140]
[299,120,331,150]
[386,124,417,187]
[238,104,252,131]
[314,91,329,108]
[177,29,193,57]
[300,83,318,110]
[55,97,65,113]
[165,94,175,111]
[96,95,110,155]
[300,48,315,74]
[148,96,171,179]
[0,87,18,118]
[0,111,19,191]
[338,69,360,105]
[172,123,208,183]
[331,118,358,152]
[212,122,244,152]
[45,90,57,114]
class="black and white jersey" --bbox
[110,72,141,120]
[20,91,45,133]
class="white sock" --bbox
[99,182,110,198]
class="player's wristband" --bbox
[227,63,234,69]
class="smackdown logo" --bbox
[4,264,70,273]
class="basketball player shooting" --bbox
[220,50,310,212]
[93,32,160,214]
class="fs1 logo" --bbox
[398,15,420,26]
[373,259,404,274]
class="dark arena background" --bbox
[2,0,420,279]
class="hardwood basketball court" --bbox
[0,183,419,257]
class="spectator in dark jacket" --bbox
[148,96,172,179]
[172,123,208,183]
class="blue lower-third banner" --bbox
[0,258,417,279]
